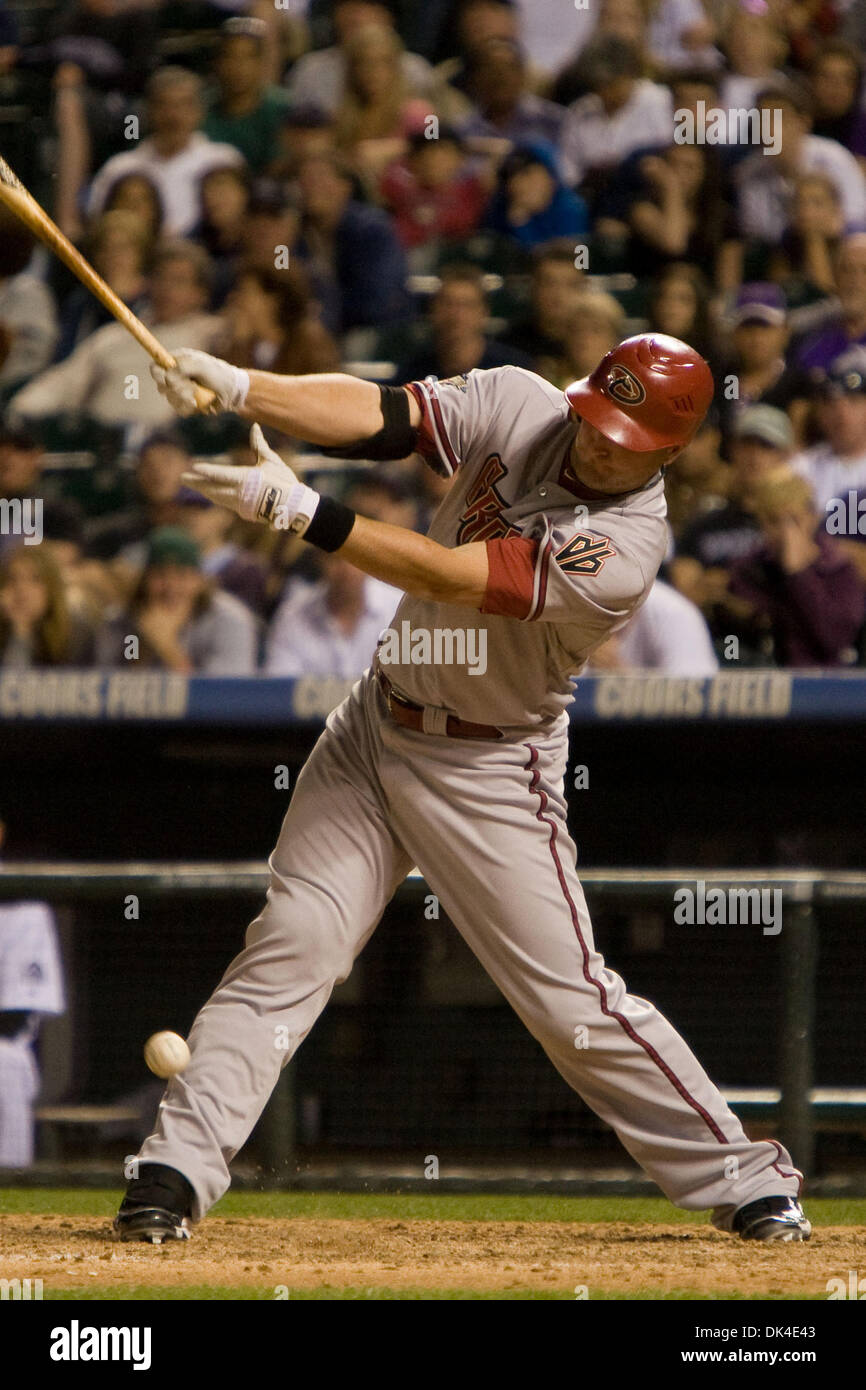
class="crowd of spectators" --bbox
[1,0,866,677]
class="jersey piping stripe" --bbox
[423,380,460,476]
[522,743,730,1148]
[428,380,461,472]
[527,532,552,621]
[767,1138,804,1197]
[405,381,440,465]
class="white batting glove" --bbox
[181,424,321,535]
[151,348,250,417]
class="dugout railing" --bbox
[2,863,864,1180]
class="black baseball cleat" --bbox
[114,1161,195,1245]
[734,1196,812,1242]
[114,1206,191,1245]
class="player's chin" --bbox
[574,463,610,490]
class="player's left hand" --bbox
[151,348,250,417]
[181,424,321,534]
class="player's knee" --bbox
[245,885,352,973]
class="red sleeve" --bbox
[405,379,460,476]
[481,536,540,619]
[406,381,437,459]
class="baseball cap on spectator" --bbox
[817,346,866,396]
[146,527,202,569]
[731,283,787,327]
[219,15,267,46]
[731,405,795,451]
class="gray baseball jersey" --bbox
[380,367,667,729]
[135,367,803,1228]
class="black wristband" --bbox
[303,495,357,552]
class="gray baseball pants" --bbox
[137,671,802,1227]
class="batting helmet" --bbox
[565,334,714,452]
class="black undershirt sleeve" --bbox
[319,385,418,461]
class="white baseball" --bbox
[144,1031,190,1078]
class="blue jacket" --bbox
[484,142,590,249]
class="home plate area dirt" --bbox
[2,1215,862,1296]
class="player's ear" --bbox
[658,443,684,478]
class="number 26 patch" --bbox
[555,532,616,577]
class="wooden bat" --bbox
[0,153,216,411]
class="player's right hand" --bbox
[181,423,321,535]
[151,349,250,417]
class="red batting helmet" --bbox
[565,334,715,452]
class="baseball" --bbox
[144,1031,190,1079]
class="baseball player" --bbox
[115,334,811,1244]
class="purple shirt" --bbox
[795,320,866,372]
[729,531,865,667]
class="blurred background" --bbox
[0,0,865,1191]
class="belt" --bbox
[376,669,504,741]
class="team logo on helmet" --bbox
[607,364,646,407]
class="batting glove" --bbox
[181,424,321,535]
[151,348,250,417]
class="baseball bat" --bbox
[0,153,216,411]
